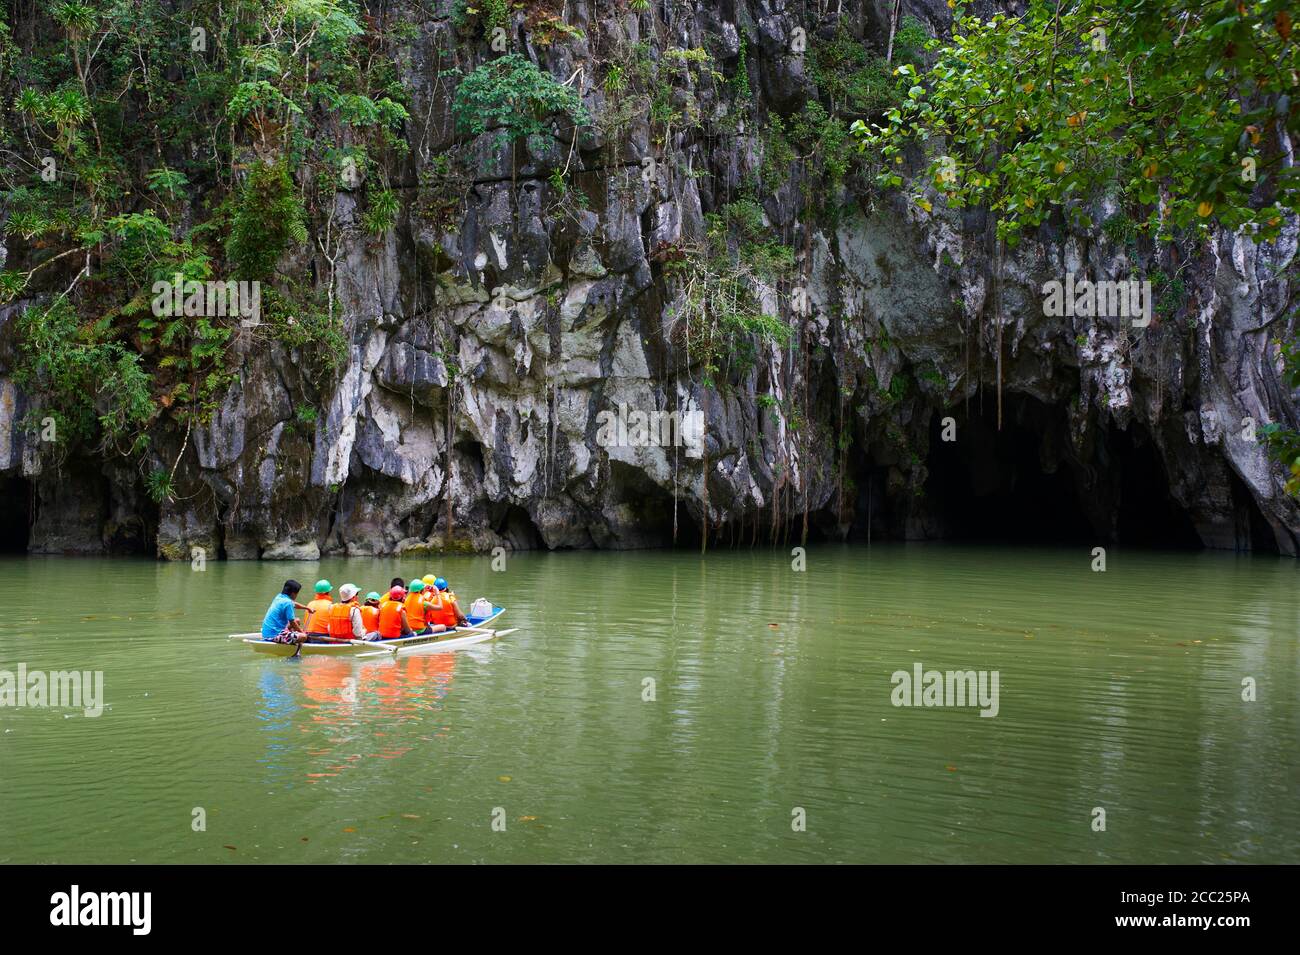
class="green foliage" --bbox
[451,53,588,141]
[259,287,347,386]
[762,103,858,215]
[226,161,308,281]
[1262,328,1300,497]
[1150,270,1187,323]
[14,299,154,450]
[0,0,408,463]
[226,80,303,123]
[761,114,797,187]
[604,64,626,96]
[1101,212,1139,247]
[0,270,27,302]
[363,188,400,235]
[480,0,512,35]
[668,200,795,384]
[452,0,511,38]
[855,0,1300,244]
[722,198,765,236]
[810,25,900,117]
[892,16,930,67]
[145,167,189,199]
[732,35,752,103]
[145,468,173,503]
[755,27,888,209]
[415,155,469,230]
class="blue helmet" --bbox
[434,577,448,591]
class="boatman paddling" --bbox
[261,579,309,654]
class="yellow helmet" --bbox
[422,574,437,586]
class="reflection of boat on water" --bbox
[260,652,461,785]
[302,653,458,715]
[234,607,507,657]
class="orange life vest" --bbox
[360,605,379,632]
[429,591,458,628]
[305,598,333,634]
[328,601,356,639]
[378,601,405,639]
[404,591,427,630]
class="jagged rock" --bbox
[1,0,1297,560]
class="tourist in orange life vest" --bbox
[360,592,382,636]
[424,587,452,629]
[304,580,334,637]
[377,586,415,640]
[404,579,442,636]
[431,578,469,628]
[379,577,405,607]
[424,579,454,634]
[325,584,368,643]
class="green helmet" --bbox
[314,579,332,594]
[366,591,381,602]
[408,579,425,592]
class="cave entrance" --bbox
[493,504,545,550]
[1110,425,1205,549]
[923,391,1201,548]
[610,460,703,548]
[925,393,1096,544]
[0,476,32,552]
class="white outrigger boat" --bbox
[233,606,510,657]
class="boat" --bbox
[234,606,507,657]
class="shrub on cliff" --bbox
[450,53,589,141]
[225,161,308,282]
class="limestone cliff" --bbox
[1,0,1297,558]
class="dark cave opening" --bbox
[610,460,704,548]
[1228,468,1282,554]
[1110,426,1205,549]
[0,475,32,552]
[925,394,1096,544]
[923,392,1202,548]
[493,504,545,550]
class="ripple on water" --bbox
[0,546,1297,862]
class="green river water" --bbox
[0,545,1297,864]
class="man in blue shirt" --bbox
[261,579,307,645]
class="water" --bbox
[0,545,1297,863]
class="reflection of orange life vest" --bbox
[306,598,333,633]
[404,592,427,630]
[378,601,404,639]
[328,602,355,639]
[360,605,379,631]
[430,592,458,628]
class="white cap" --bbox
[339,583,359,601]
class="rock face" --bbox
[1,0,1298,557]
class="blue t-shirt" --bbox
[261,593,297,640]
